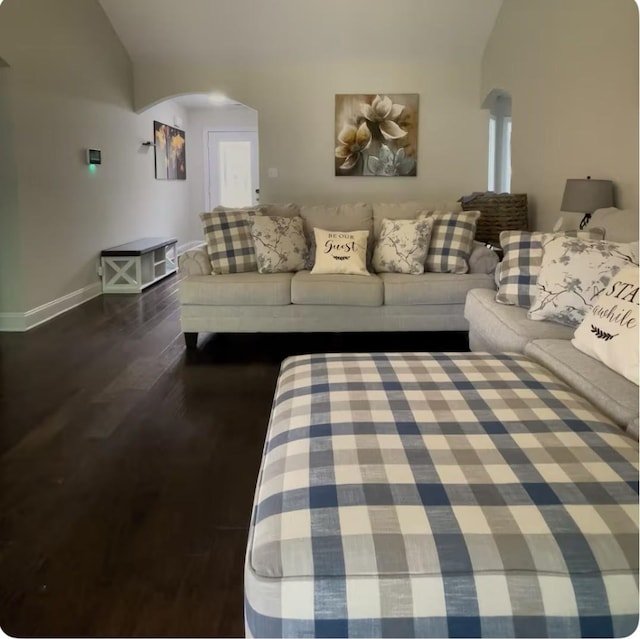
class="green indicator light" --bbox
[88,164,97,173]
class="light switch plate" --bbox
[267,167,278,178]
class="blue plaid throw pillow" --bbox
[422,210,480,273]
[497,228,605,307]
[200,210,261,274]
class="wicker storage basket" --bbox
[460,192,528,246]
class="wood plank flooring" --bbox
[0,275,468,637]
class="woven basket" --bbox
[460,193,528,246]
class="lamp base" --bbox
[579,213,592,230]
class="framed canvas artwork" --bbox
[335,93,418,177]
[154,121,186,180]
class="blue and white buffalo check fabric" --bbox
[200,209,261,274]
[245,352,638,638]
[421,210,481,274]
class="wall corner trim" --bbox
[0,282,103,332]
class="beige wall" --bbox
[0,64,23,313]
[0,0,192,314]
[482,0,639,231]
[135,58,489,219]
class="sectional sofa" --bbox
[178,202,499,347]
[464,210,639,437]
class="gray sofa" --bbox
[178,201,499,347]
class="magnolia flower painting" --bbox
[335,94,418,177]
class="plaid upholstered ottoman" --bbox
[245,352,638,638]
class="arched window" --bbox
[483,89,511,193]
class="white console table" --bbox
[101,237,177,294]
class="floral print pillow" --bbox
[372,217,433,274]
[527,235,638,327]
[249,215,309,274]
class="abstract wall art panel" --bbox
[154,121,186,180]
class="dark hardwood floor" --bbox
[0,274,468,637]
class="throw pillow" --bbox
[372,217,433,274]
[497,228,605,308]
[200,210,261,274]
[572,264,639,385]
[527,236,637,327]
[311,228,370,276]
[248,215,309,274]
[301,203,374,270]
[421,210,480,274]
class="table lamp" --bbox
[560,176,614,230]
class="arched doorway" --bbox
[140,92,260,212]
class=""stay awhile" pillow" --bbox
[572,263,639,385]
[310,228,370,275]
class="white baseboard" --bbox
[177,240,206,255]
[0,282,103,332]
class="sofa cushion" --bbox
[180,272,292,306]
[262,203,300,218]
[291,271,383,306]
[372,201,461,239]
[524,339,639,432]
[381,272,495,305]
[590,207,640,243]
[464,288,574,353]
[300,203,373,239]
[468,241,500,275]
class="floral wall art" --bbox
[335,94,418,177]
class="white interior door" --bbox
[207,131,259,209]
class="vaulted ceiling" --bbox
[98,0,504,66]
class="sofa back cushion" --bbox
[589,207,639,243]
[372,201,461,239]
[262,203,300,218]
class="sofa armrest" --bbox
[468,241,499,276]
[178,246,212,276]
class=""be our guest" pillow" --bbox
[310,228,370,275]
[572,264,639,385]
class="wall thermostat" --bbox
[86,149,102,165]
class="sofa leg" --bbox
[184,332,198,351]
